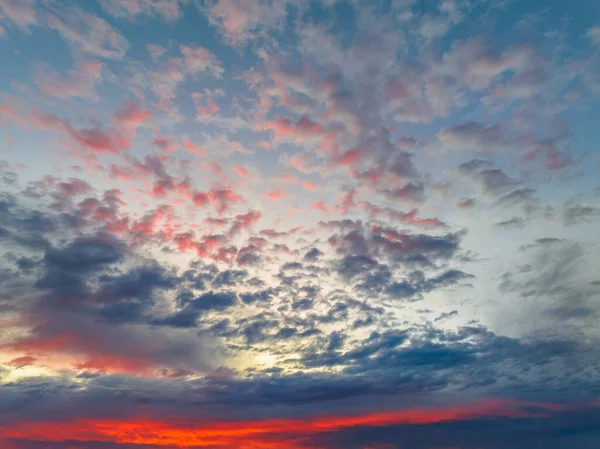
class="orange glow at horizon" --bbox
[0,399,578,449]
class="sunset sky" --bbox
[1,0,600,448]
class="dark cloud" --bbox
[192,291,238,311]
[386,269,473,300]
[562,201,600,226]
[310,407,600,449]
[380,182,426,203]
[494,217,528,228]
[304,247,324,261]
[458,159,522,197]
[212,269,248,288]
[160,291,238,327]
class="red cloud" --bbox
[6,355,37,369]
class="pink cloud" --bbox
[153,137,178,152]
[338,190,358,213]
[301,180,318,191]
[0,104,21,121]
[182,136,206,155]
[0,0,37,28]
[229,210,262,235]
[309,200,328,212]
[271,172,301,185]
[194,187,245,214]
[54,178,93,198]
[210,188,245,214]
[259,115,332,145]
[264,188,289,201]
[199,160,232,183]
[192,91,220,120]
[207,0,291,45]
[113,101,152,128]
[332,148,366,168]
[45,4,130,59]
[522,146,582,171]
[6,355,37,369]
[193,192,210,207]
[288,151,316,173]
[259,226,303,239]
[33,111,131,154]
[99,0,184,22]
[259,229,288,239]
[233,165,256,179]
[173,231,206,256]
[204,217,230,227]
[180,44,224,78]
[35,59,103,99]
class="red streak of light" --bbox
[0,399,573,448]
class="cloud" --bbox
[587,25,600,45]
[45,4,130,59]
[34,59,103,100]
[498,238,600,335]
[457,159,523,198]
[1,2,600,448]
[4,314,218,375]
[180,44,224,78]
[264,188,289,201]
[205,0,293,45]
[0,0,37,29]
[113,101,152,128]
[99,0,187,22]
[562,201,600,226]
[31,110,133,155]
[438,122,510,152]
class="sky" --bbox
[0,0,600,448]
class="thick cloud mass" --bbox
[1,0,600,448]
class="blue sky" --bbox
[1,1,600,448]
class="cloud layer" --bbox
[1,0,600,448]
